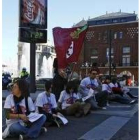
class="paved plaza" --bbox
[2,87,138,140]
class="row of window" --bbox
[90,46,133,66]
[91,46,130,55]
[96,18,126,25]
[91,56,131,66]
[96,31,123,41]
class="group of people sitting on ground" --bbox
[3,68,138,140]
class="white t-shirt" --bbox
[35,91,57,114]
[4,94,35,125]
[102,83,112,93]
[109,83,119,88]
[80,77,99,96]
[58,90,80,109]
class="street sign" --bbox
[19,28,47,43]
[19,0,47,29]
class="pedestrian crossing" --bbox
[78,103,138,140]
[78,116,130,140]
[91,104,138,117]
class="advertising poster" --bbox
[19,0,47,29]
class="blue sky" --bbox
[2,0,138,63]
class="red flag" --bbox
[53,25,88,69]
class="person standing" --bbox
[52,58,67,101]
[20,68,29,80]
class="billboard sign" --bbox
[19,28,47,43]
[19,0,47,29]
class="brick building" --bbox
[75,11,138,82]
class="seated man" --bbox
[79,70,108,110]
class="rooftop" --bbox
[88,11,137,21]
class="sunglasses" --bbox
[91,73,97,75]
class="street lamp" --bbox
[108,30,112,80]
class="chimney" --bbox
[106,11,108,14]
[133,11,135,14]
[119,9,121,13]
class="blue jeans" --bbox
[9,114,46,138]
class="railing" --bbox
[98,62,138,67]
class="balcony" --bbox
[98,62,138,67]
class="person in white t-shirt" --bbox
[58,81,91,117]
[102,76,136,104]
[79,70,108,110]
[35,80,65,127]
[3,79,47,140]
[109,78,137,99]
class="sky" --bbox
[2,0,139,63]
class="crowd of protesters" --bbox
[3,59,138,140]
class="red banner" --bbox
[53,25,88,69]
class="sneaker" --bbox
[101,107,107,110]
[129,99,136,104]
[83,103,91,115]
[132,95,138,99]
[19,134,29,140]
[40,127,47,134]
[106,102,110,106]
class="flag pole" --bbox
[68,62,77,82]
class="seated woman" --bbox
[102,76,136,104]
[58,81,91,118]
[3,79,47,140]
[35,80,67,127]
[109,78,137,99]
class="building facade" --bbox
[76,11,138,82]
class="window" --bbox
[106,48,114,54]
[121,18,126,22]
[103,31,108,41]
[114,32,117,39]
[38,46,41,50]
[96,21,101,25]
[91,58,98,65]
[113,19,118,23]
[91,48,98,55]
[98,33,102,40]
[104,20,109,24]
[122,55,130,66]
[119,32,123,39]
[106,48,114,64]
[123,46,130,53]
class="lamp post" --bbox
[109,30,112,80]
